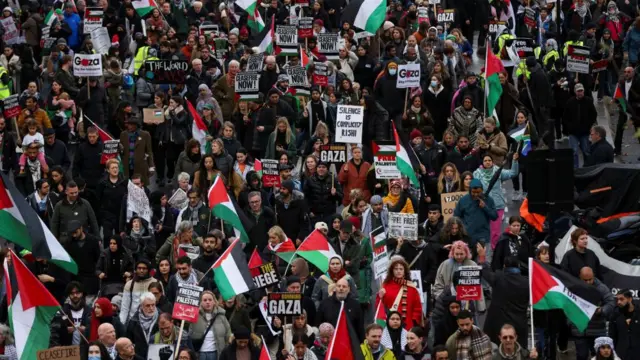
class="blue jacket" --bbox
[64,12,82,49]
[473,161,519,210]
[623,27,640,64]
[453,179,498,245]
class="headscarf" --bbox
[381,311,407,359]
[594,336,617,357]
[327,255,346,282]
[89,298,115,341]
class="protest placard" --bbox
[335,105,364,143]
[417,6,429,23]
[287,66,309,87]
[298,17,314,38]
[436,9,455,23]
[199,24,219,38]
[235,73,261,100]
[178,244,200,260]
[247,54,264,72]
[289,4,302,25]
[146,60,189,84]
[410,270,427,309]
[147,344,175,360]
[388,213,419,239]
[371,226,389,279]
[213,38,228,59]
[250,262,280,289]
[319,144,347,165]
[168,188,188,210]
[143,108,165,125]
[455,265,482,301]
[267,293,303,315]
[396,63,421,89]
[73,54,102,77]
[261,159,280,187]
[83,7,103,33]
[91,27,111,55]
[524,8,537,27]
[591,59,609,73]
[126,180,152,226]
[488,20,507,38]
[441,191,467,222]
[0,17,18,45]
[101,140,119,165]
[317,33,339,60]
[504,38,535,65]
[37,346,81,360]
[313,63,329,86]
[373,141,400,179]
[172,283,204,323]
[2,94,20,119]
[276,25,299,55]
[567,45,590,74]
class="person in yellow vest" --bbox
[361,324,396,360]
[140,48,159,77]
[495,29,516,59]
[0,63,11,100]
[133,37,152,76]
[542,39,560,72]
[515,61,531,80]
[563,30,584,56]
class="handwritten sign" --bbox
[388,213,419,240]
[335,105,363,143]
[441,191,466,222]
[147,60,189,84]
[172,283,204,323]
[37,345,81,360]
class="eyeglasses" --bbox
[501,336,515,340]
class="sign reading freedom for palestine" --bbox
[172,283,203,323]
[335,105,364,144]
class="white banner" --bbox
[73,54,103,77]
[91,27,111,55]
[396,63,421,89]
[126,180,152,228]
[388,213,419,240]
[334,105,364,144]
[0,17,18,45]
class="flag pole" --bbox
[528,257,534,350]
[173,320,186,360]
[484,35,490,117]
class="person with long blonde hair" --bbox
[265,117,297,160]
[437,162,461,194]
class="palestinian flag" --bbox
[44,9,56,27]
[614,84,627,113]
[252,15,276,54]
[132,0,157,17]
[4,250,60,360]
[341,0,385,34]
[236,0,265,32]
[188,99,212,154]
[392,121,419,187]
[208,177,250,243]
[295,230,336,273]
[529,258,601,332]
[486,46,505,122]
[325,301,365,360]
[0,174,77,274]
[273,237,297,263]
[300,45,310,68]
[254,159,263,178]
[508,122,532,156]
[259,336,272,360]
[248,248,264,268]
[374,297,387,328]
[212,239,257,300]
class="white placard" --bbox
[396,63,421,89]
[371,226,389,280]
[410,270,427,313]
[388,212,419,240]
[235,73,260,93]
[147,344,175,360]
[566,45,591,74]
[276,25,298,47]
[168,188,188,210]
[0,17,18,45]
[126,180,152,228]
[83,7,103,33]
[91,27,111,55]
[73,54,103,77]
[374,155,400,179]
[334,105,363,144]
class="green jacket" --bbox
[264,131,297,160]
[361,342,396,360]
[156,234,203,265]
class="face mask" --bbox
[389,69,397,75]
[88,356,101,360]
[431,81,438,87]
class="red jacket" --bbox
[338,160,371,206]
[381,280,423,330]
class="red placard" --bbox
[298,17,314,38]
[455,266,482,301]
[261,159,281,188]
[172,284,203,323]
[2,94,20,119]
[312,74,328,87]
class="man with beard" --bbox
[43,128,70,172]
[272,75,300,118]
[445,310,492,359]
[360,324,396,359]
[166,256,206,303]
[311,323,334,359]
[50,282,92,347]
[175,189,210,237]
[65,220,102,296]
[304,161,343,226]
[302,87,328,141]
[447,135,481,174]
[609,289,640,360]
[316,278,364,341]
[454,179,497,249]
[191,233,218,274]
[275,179,307,245]
[119,259,156,325]
[200,47,221,78]
[361,195,389,235]
[492,324,537,359]
[26,179,56,226]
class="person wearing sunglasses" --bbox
[493,324,538,359]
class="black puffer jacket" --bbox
[303,173,343,217]
[72,140,104,188]
[362,95,390,145]
[213,149,235,181]
[96,176,128,220]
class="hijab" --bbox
[381,311,407,359]
[89,298,115,341]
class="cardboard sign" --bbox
[250,262,280,289]
[373,141,400,179]
[2,94,20,119]
[436,9,455,23]
[287,66,309,88]
[91,27,111,55]
[147,344,175,360]
[298,17,314,38]
[591,59,609,73]
[235,73,260,100]
[388,213,419,240]
[83,7,104,33]
[567,45,590,74]
[37,346,81,360]
[146,60,189,84]
[396,63,421,89]
[320,144,347,165]
[172,283,204,323]
[168,188,188,210]
[261,159,280,187]
[247,54,264,72]
[371,226,389,279]
[441,191,467,222]
[455,265,482,301]
[143,108,165,125]
[317,33,339,60]
[101,140,119,165]
[524,7,537,27]
[335,105,364,143]
[0,17,18,45]
[73,54,102,77]
[267,292,303,315]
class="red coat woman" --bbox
[379,256,423,330]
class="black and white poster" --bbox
[317,33,339,61]
[276,25,298,56]
[247,54,264,73]
[235,72,260,100]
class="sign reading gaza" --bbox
[396,63,421,89]
[267,292,303,315]
[320,144,347,164]
[146,60,190,84]
[249,262,280,289]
